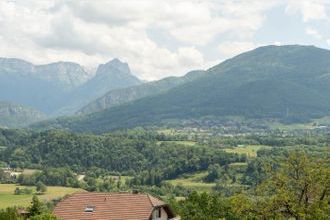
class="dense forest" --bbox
[0,128,329,219]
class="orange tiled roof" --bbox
[53,192,172,220]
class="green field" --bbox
[267,116,330,130]
[224,145,271,157]
[166,172,215,192]
[0,184,85,209]
[157,140,197,146]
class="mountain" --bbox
[35,61,90,89]
[78,70,205,114]
[0,58,90,113]
[0,58,141,115]
[31,45,330,133]
[0,101,46,128]
[53,59,142,115]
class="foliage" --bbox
[0,207,22,220]
[14,187,33,195]
[36,181,47,194]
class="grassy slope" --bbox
[0,184,84,208]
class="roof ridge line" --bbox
[146,194,155,207]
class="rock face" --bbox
[35,62,91,89]
[54,59,142,115]
[0,101,46,128]
[0,58,141,116]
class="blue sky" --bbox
[0,0,329,80]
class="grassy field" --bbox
[224,145,271,157]
[0,184,85,209]
[157,140,197,146]
[267,116,330,131]
[166,171,215,192]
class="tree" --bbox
[28,195,43,217]
[0,207,21,220]
[29,213,57,220]
[255,150,330,219]
[36,181,47,194]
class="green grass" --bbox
[224,145,271,157]
[166,171,215,192]
[0,184,85,209]
[21,169,39,175]
[157,140,197,146]
[267,116,330,131]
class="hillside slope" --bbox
[32,45,330,132]
[78,70,205,114]
[0,101,46,128]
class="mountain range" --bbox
[31,45,330,133]
[0,58,141,122]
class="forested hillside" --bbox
[78,70,205,114]
[34,45,330,133]
[0,102,46,128]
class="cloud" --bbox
[2,0,322,81]
[285,0,327,22]
[218,41,259,57]
[327,39,330,46]
[305,27,323,39]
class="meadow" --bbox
[0,184,84,209]
[223,145,271,157]
[166,171,215,192]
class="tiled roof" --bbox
[53,192,171,220]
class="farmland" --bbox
[0,184,84,209]
[166,172,215,192]
[223,145,271,157]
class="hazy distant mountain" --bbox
[35,61,91,89]
[0,58,141,116]
[78,70,205,115]
[54,59,142,115]
[0,101,46,128]
[0,58,89,113]
[33,45,330,132]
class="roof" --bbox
[53,192,175,220]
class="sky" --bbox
[0,0,330,81]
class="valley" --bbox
[0,45,329,219]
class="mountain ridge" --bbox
[31,45,330,133]
[0,57,141,116]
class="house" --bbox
[53,192,180,220]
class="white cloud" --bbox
[285,0,327,22]
[327,39,330,46]
[218,41,259,57]
[0,0,288,80]
[305,27,323,39]
[273,41,282,46]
